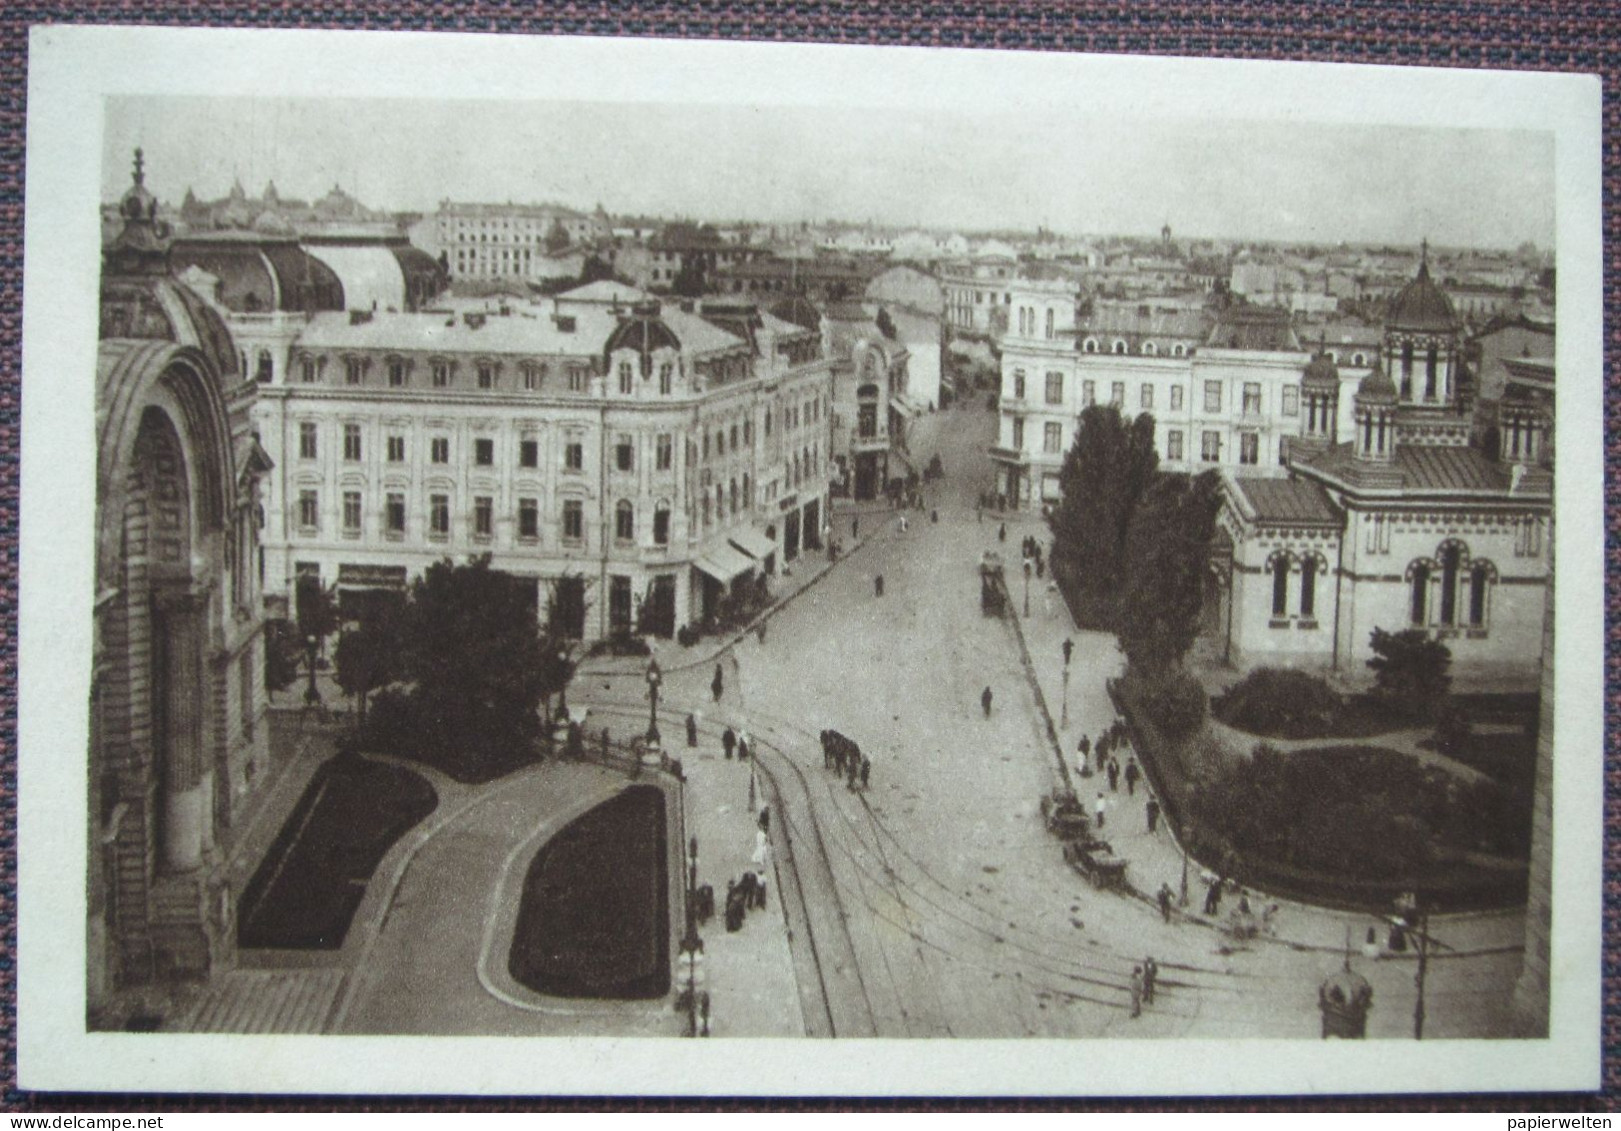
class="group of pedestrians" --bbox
[1129,956,1160,1019]
[820,728,872,792]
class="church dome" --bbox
[1303,350,1339,391]
[604,301,680,363]
[1355,365,1398,404]
[1386,258,1458,333]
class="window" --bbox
[431,437,450,464]
[256,351,274,384]
[1142,342,1158,357]
[387,359,406,387]
[565,441,584,472]
[1439,544,1461,626]
[1011,418,1024,450]
[1300,557,1317,619]
[432,361,451,388]
[1410,562,1430,625]
[614,500,635,542]
[342,491,362,534]
[618,361,633,395]
[299,422,318,460]
[1082,380,1096,407]
[656,433,673,471]
[345,357,365,386]
[1141,384,1154,410]
[519,439,538,468]
[729,478,739,512]
[1203,380,1222,413]
[430,494,450,538]
[1400,342,1414,398]
[387,435,405,463]
[568,367,587,393]
[1045,372,1064,405]
[518,498,539,540]
[1200,431,1221,462]
[562,500,584,541]
[1166,430,1184,461]
[1425,346,1439,400]
[1110,382,1125,408]
[386,493,406,535]
[299,357,317,383]
[716,429,726,457]
[615,434,634,472]
[659,362,673,395]
[1013,370,1026,400]
[298,489,319,531]
[1282,386,1300,416]
[730,424,739,450]
[1271,556,1289,618]
[1242,382,1262,415]
[475,362,494,390]
[1469,562,1491,627]
[743,472,752,505]
[1172,343,1187,358]
[1170,385,1185,411]
[1239,432,1259,465]
[474,438,494,466]
[1045,308,1055,339]
[1044,422,1063,454]
[654,505,671,546]
[744,420,753,446]
[343,424,362,462]
[523,364,543,391]
[1112,340,1127,355]
[1083,338,1098,353]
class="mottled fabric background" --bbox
[0,0,1613,1113]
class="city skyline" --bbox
[104,97,1555,250]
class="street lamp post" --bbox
[643,657,663,764]
[1060,665,1070,729]
[1395,891,1435,1040]
[1023,558,1032,618]
[303,633,321,708]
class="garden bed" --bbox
[238,757,437,949]
[508,784,670,1000]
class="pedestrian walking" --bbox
[712,664,724,703]
[1094,792,1107,830]
[1129,966,1144,1019]
[758,805,770,833]
[1143,957,1159,1005]
[981,686,993,718]
[1107,758,1121,792]
[931,509,939,524]
[1203,876,1224,917]
[722,726,736,761]
[853,516,860,539]
[1125,758,1141,797]
[875,574,885,598]
[1062,637,1074,666]
[846,754,860,791]
[737,729,751,762]
[860,756,871,790]
[1145,796,1160,833]
[686,712,698,748]
[998,522,1007,543]
[1157,883,1174,923]
[899,515,909,534]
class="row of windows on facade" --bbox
[1011,416,1274,466]
[1264,550,1496,631]
[1390,341,1451,402]
[288,354,595,392]
[1011,371,1301,417]
[1363,515,1545,559]
[290,451,821,544]
[294,403,823,471]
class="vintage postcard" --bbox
[17,26,1603,1095]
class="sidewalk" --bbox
[994,511,1525,961]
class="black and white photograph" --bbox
[18,27,1603,1096]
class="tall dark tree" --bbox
[577,254,617,285]
[1116,470,1222,676]
[1366,627,1453,722]
[1047,405,1160,610]
[669,256,708,297]
[334,591,405,728]
[544,219,571,255]
[293,574,340,702]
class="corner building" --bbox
[256,294,832,639]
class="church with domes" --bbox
[1211,246,1553,690]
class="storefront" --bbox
[728,525,778,576]
[692,541,755,623]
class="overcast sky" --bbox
[104,97,1555,249]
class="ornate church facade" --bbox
[1212,250,1553,690]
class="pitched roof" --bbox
[1295,441,1535,496]
[556,280,653,304]
[1230,476,1341,526]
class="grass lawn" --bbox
[508,784,670,1000]
[238,757,437,949]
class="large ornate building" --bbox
[1211,251,1553,690]
[91,154,278,1013]
[251,291,833,638]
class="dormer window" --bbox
[432,360,451,388]
[618,360,633,395]
[477,361,496,390]
[299,356,318,384]
[659,362,673,395]
[387,358,407,387]
[344,357,365,386]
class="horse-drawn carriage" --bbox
[1040,789,1129,891]
[980,551,1006,616]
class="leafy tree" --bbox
[334,592,405,728]
[669,256,708,297]
[262,618,303,693]
[1116,470,1221,676]
[1047,405,1160,613]
[577,254,617,285]
[293,574,340,701]
[1367,627,1452,722]
[875,307,897,340]
[544,219,571,255]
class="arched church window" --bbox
[1410,562,1430,625]
[1269,553,1291,618]
[1300,556,1318,619]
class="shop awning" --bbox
[693,541,755,583]
[727,526,777,562]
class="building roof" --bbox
[1302,351,1340,390]
[1082,306,1211,341]
[1296,441,1535,496]
[295,306,620,358]
[304,244,408,312]
[1355,367,1398,403]
[1206,306,1300,352]
[1386,259,1459,333]
[1229,476,1341,527]
[556,280,653,305]
[768,295,823,332]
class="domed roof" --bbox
[1386,257,1458,333]
[1355,365,1397,404]
[1303,350,1339,390]
[604,301,681,361]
